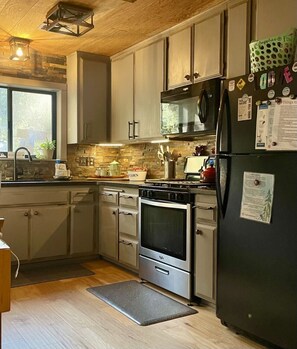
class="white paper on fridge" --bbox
[240,172,275,224]
[238,95,252,121]
[267,97,297,151]
[255,101,276,149]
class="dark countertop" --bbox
[0,179,144,188]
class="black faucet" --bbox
[14,147,33,181]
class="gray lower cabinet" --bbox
[194,190,217,303]
[99,186,139,270]
[70,189,96,255]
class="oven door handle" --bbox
[140,198,188,210]
[155,266,169,275]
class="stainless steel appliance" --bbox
[216,63,297,349]
[139,159,215,299]
[160,78,221,138]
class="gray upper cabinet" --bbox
[226,0,251,78]
[167,6,225,89]
[111,53,134,143]
[111,40,165,142]
[134,40,165,140]
[67,51,110,144]
[253,0,297,40]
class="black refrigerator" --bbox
[216,63,297,349]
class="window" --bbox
[0,87,56,154]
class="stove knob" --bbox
[142,190,147,197]
[177,193,184,201]
[148,190,154,198]
[169,193,176,201]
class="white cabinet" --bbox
[70,189,96,256]
[111,40,165,142]
[167,8,225,89]
[111,53,134,142]
[194,190,217,303]
[99,186,139,270]
[67,51,110,144]
[226,0,251,78]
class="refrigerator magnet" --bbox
[284,66,293,83]
[228,80,235,91]
[282,87,290,97]
[248,73,254,82]
[260,73,267,90]
[292,62,297,73]
[236,78,246,90]
[267,90,275,99]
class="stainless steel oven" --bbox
[139,186,196,299]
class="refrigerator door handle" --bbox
[216,88,231,154]
[197,88,209,123]
[215,155,230,218]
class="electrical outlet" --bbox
[79,157,87,166]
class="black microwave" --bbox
[160,78,221,138]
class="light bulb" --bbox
[16,47,24,57]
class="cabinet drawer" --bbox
[99,191,118,204]
[71,190,94,204]
[195,193,216,205]
[119,193,138,208]
[119,210,138,237]
[195,203,217,222]
[118,239,138,268]
[0,190,68,206]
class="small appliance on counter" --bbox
[54,160,70,179]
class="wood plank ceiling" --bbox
[0,0,225,57]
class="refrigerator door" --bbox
[217,65,297,154]
[217,153,297,349]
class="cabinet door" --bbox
[70,204,95,255]
[134,40,164,139]
[99,205,118,259]
[167,27,192,89]
[119,239,138,269]
[193,12,224,81]
[118,210,138,238]
[226,0,250,78]
[194,224,216,301]
[0,208,29,261]
[111,53,134,142]
[30,206,68,259]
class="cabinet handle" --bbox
[155,266,169,275]
[194,205,214,210]
[112,211,117,215]
[196,229,203,235]
[119,212,133,216]
[119,239,133,246]
[34,211,39,215]
[128,121,133,139]
[184,74,191,81]
[193,72,199,79]
[133,121,139,138]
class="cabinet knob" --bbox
[193,72,199,79]
[112,211,117,215]
[24,211,29,216]
[34,211,39,215]
[184,74,191,81]
[196,229,203,235]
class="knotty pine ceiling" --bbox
[0,0,225,57]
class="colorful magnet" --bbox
[259,73,267,90]
[228,80,235,92]
[267,71,275,87]
[248,74,255,82]
[282,87,291,96]
[237,78,246,90]
[267,90,275,99]
[284,66,293,83]
[292,62,297,73]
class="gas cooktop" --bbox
[144,178,215,189]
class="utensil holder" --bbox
[164,160,176,179]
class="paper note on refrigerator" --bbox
[240,172,274,224]
[267,98,297,150]
[255,101,276,149]
[238,96,252,121]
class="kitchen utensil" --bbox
[164,160,176,179]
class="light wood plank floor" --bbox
[2,259,268,349]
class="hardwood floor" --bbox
[2,259,268,349]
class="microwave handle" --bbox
[197,89,209,124]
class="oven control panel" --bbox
[139,187,194,204]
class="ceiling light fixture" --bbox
[9,37,30,61]
[40,2,94,37]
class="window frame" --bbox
[1,86,57,154]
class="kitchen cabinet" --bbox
[0,188,69,261]
[226,0,251,78]
[167,7,225,89]
[99,186,139,270]
[67,51,110,144]
[111,53,134,142]
[99,189,119,260]
[111,39,165,142]
[70,188,96,256]
[253,0,297,40]
[194,190,217,303]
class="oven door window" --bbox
[141,202,187,260]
